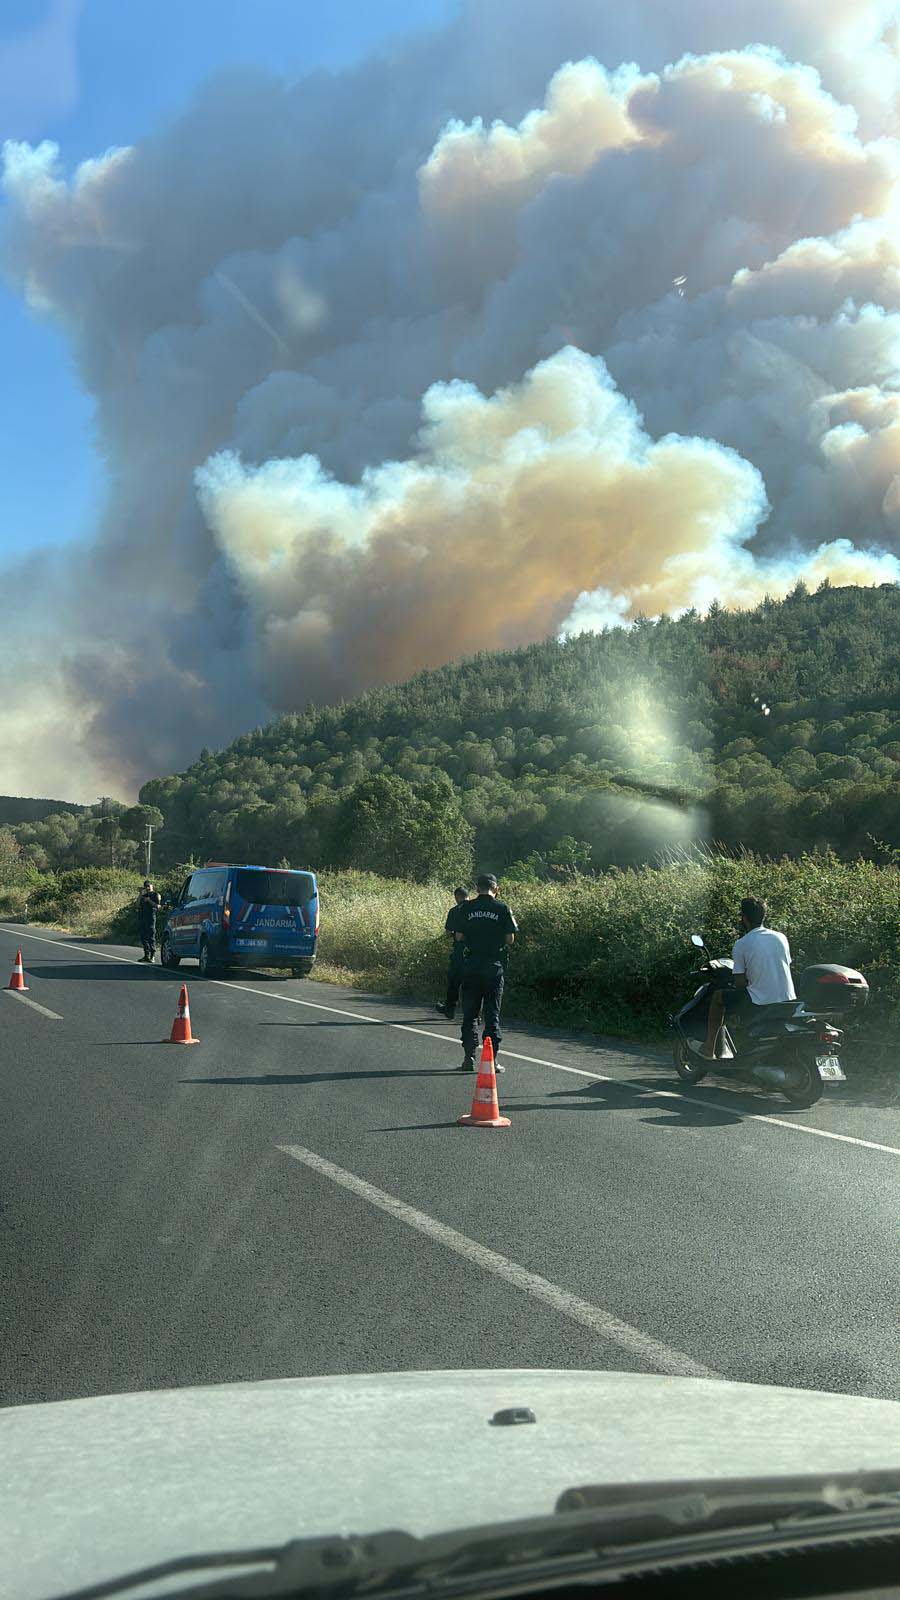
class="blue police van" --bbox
[160,862,319,979]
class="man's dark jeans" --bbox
[461,958,505,1059]
[139,918,157,959]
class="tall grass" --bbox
[313,871,450,992]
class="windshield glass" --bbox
[1,1,899,1597]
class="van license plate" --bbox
[816,1055,845,1082]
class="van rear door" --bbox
[228,869,318,959]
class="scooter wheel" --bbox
[674,1040,707,1086]
[781,1059,823,1109]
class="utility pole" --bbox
[144,822,153,879]
[99,796,114,868]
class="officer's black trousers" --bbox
[445,946,466,1013]
[461,959,505,1059]
[139,918,157,958]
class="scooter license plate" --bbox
[816,1055,845,1082]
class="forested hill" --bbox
[0,796,85,825]
[129,583,899,879]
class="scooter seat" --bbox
[746,1000,803,1034]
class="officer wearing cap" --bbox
[455,873,518,1072]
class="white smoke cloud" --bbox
[196,346,771,701]
[564,537,900,639]
[1,0,900,797]
[420,57,645,210]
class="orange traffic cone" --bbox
[7,949,28,991]
[164,983,199,1044]
[458,1037,510,1128]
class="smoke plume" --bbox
[2,0,900,797]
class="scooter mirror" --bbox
[690,933,705,948]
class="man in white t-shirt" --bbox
[701,897,796,1059]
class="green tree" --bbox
[547,836,593,878]
[120,804,164,841]
[331,774,474,882]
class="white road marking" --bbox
[742,1115,900,1155]
[2,989,62,1020]
[277,1143,719,1380]
[2,925,898,1159]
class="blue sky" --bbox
[0,0,452,562]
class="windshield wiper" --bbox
[51,1469,900,1600]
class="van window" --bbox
[187,869,226,901]
[234,869,315,906]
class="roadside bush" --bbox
[0,884,28,919]
[9,867,145,939]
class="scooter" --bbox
[669,934,848,1110]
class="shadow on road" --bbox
[359,1069,810,1134]
[371,1119,462,1131]
[25,962,175,981]
[495,1075,786,1128]
[95,1040,173,1047]
[636,1074,807,1120]
[182,1068,459,1086]
[257,1018,445,1028]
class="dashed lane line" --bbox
[277,1143,720,1380]
[2,925,898,1158]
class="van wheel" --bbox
[161,936,180,970]
[292,966,308,979]
[674,1039,707,1086]
[198,938,219,979]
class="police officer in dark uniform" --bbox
[137,879,161,962]
[456,873,517,1072]
[435,886,470,1020]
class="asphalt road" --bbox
[1,922,898,1409]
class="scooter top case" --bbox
[796,963,869,1016]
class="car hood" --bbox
[5,1368,900,1600]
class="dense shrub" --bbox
[18,868,145,938]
